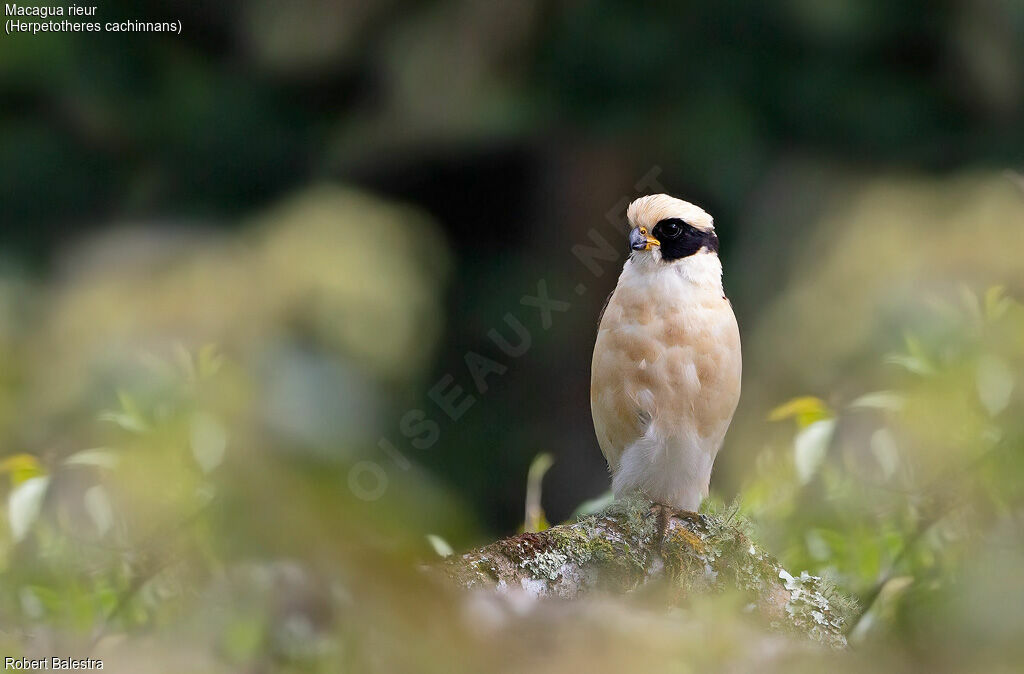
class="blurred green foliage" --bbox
[746,288,1024,650]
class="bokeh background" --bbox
[1,1,1023,672]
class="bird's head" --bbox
[626,194,718,263]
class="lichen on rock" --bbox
[438,495,852,647]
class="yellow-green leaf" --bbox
[0,454,45,486]
[984,285,1012,321]
[768,396,833,428]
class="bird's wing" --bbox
[590,294,657,471]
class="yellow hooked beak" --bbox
[629,226,661,252]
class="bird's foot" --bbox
[669,507,701,522]
[648,503,668,546]
[648,503,701,547]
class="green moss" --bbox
[473,558,500,582]
[588,536,616,564]
[600,494,658,543]
[547,526,595,566]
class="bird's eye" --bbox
[660,222,682,239]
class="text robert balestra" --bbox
[4,657,103,670]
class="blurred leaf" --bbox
[99,392,150,433]
[976,355,1014,417]
[983,286,1012,322]
[869,428,899,481]
[196,344,225,379]
[794,419,835,484]
[572,490,615,518]
[426,534,454,558]
[8,475,49,541]
[768,396,833,427]
[885,335,937,376]
[190,412,228,474]
[849,575,914,644]
[83,485,114,536]
[849,391,905,412]
[0,453,45,485]
[958,285,984,326]
[884,354,932,376]
[98,411,149,433]
[905,334,934,367]
[523,453,554,533]
[63,448,118,470]
[174,342,198,383]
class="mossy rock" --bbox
[439,496,851,648]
